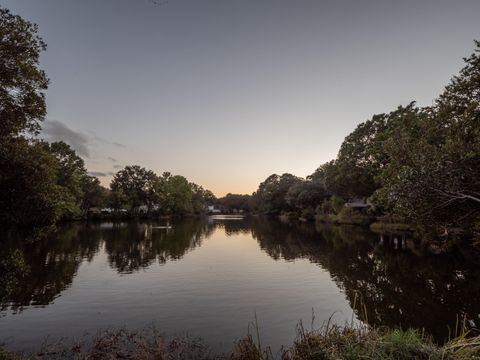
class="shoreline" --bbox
[1,323,479,359]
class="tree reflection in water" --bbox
[0,219,210,311]
[1,218,479,342]
[250,218,480,342]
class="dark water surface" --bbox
[1,217,479,353]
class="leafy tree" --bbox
[166,175,193,214]
[45,141,88,218]
[309,113,388,200]
[190,183,216,214]
[254,173,303,215]
[319,195,345,215]
[285,180,328,212]
[203,189,216,205]
[0,8,60,233]
[217,193,251,213]
[0,138,63,230]
[374,42,480,233]
[0,7,48,138]
[337,113,388,173]
[110,166,158,212]
[81,176,108,214]
[154,172,193,214]
[308,160,336,193]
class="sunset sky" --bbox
[3,0,480,196]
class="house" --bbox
[134,204,159,214]
[344,198,370,211]
[206,205,221,214]
[87,207,101,215]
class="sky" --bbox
[2,0,480,196]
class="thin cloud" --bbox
[108,157,118,162]
[89,171,107,177]
[113,165,123,169]
[112,142,126,148]
[87,130,109,145]
[88,171,115,177]
[42,120,90,157]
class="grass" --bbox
[2,322,480,359]
[315,208,372,226]
[0,349,22,360]
[230,325,480,360]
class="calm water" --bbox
[1,217,479,353]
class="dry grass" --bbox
[2,324,480,360]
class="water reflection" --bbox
[0,224,98,312]
[251,218,480,341]
[1,218,479,342]
[0,219,210,311]
[102,220,210,273]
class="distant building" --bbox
[137,205,149,213]
[344,198,370,209]
[87,207,101,215]
[134,204,159,213]
[206,205,221,214]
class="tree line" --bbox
[1,6,479,241]
[222,41,480,241]
[0,7,216,235]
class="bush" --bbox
[336,207,370,225]
[0,349,22,360]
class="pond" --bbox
[1,217,479,353]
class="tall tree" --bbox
[46,141,88,218]
[154,172,193,214]
[110,166,158,212]
[81,176,108,215]
[0,8,61,233]
[0,138,62,230]
[254,173,303,215]
[374,41,480,233]
[0,7,48,138]
[285,180,328,212]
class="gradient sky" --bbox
[3,0,480,196]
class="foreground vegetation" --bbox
[1,324,479,360]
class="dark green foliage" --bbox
[45,141,90,219]
[191,183,216,213]
[80,175,108,214]
[372,43,480,234]
[287,327,445,360]
[110,165,158,212]
[109,167,215,216]
[217,193,251,213]
[305,41,480,240]
[0,8,109,232]
[335,207,369,225]
[0,138,63,230]
[0,349,22,360]
[154,172,194,214]
[0,7,48,138]
[286,180,329,212]
[0,136,108,231]
[0,248,29,304]
[253,173,303,215]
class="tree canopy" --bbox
[251,41,480,241]
[0,7,48,138]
